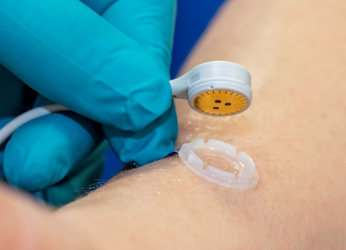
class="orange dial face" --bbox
[193,90,246,115]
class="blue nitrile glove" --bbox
[0,0,177,206]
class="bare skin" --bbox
[1,0,346,249]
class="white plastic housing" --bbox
[179,138,259,189]
[170,61,252,116]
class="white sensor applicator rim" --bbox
[179,138,259,189]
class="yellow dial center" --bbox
[193,90,246,115]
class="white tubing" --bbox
[0,104,69,145]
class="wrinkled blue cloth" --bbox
[0,0,177,206]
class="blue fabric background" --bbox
[102,0,226,181]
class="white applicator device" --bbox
[170,61,252,116]
[0,61,252,145]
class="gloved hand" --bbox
[0,0,177,206]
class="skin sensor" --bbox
[170,61,252,116]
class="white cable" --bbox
[0,104,69,145]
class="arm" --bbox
[2,0,346,249]
[57,0,346,248]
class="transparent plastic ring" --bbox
[179,138,259,189]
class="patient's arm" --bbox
[1,0,346,249]
[57,0,346,248]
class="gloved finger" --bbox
[102,0,176,76]
[34,140,109,207]
[0,64,37,118]
[101,0,178,165]
[3,110,105,193]
[0,0,171,132]
[103,102,178,166]
[0,117,15,181]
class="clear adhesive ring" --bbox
[179,138,259,189]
